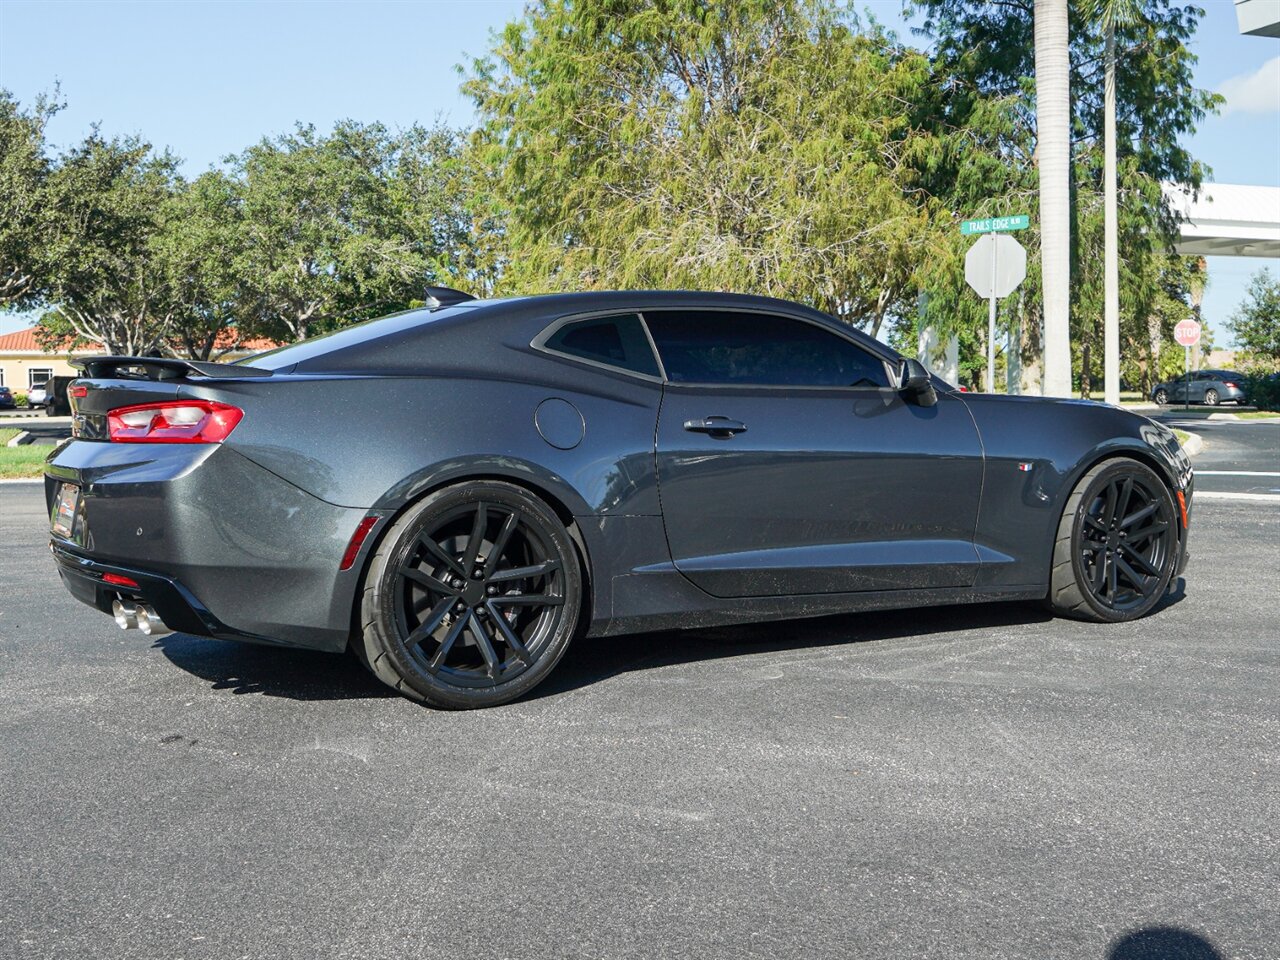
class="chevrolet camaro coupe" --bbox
[47,290,1193,709]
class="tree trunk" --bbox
[1103,24,1121,406]
[1034,0,1073,397]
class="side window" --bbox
[643,310,890,388]
[541,313,661,378]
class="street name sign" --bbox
[960,214,1030,235]
[1174,319,1202,347]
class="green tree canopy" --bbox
[37,133,183,355]
[0,88,59,310]
[153,170,247,359]
[465,0,954,336]
[908,0,1219,392]
[1230,269,1280,364]
[228,121,467,342]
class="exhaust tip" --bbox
[136,604,172,637]
[112,598,138,630]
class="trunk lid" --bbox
[69,357,271,440]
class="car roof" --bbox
[252,290,899,375]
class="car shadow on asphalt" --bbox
[534,581,1188,701]
[1106,925,1222,959]
[150,635,398,701]
[530,600,1057,701]
[151,583,1186,705]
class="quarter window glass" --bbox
[543,314,661,378]
[644,311,889,388]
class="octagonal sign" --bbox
[965,233,1027,300]
[1174,319,1201,347]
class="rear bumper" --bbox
[51,542,277,643]
[45,440,378,652]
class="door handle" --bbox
[683,416,747,437]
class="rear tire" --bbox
[1046,458,1179,623]
[356,481,582,709]
[1153,389,1168,405]
[1203,389,1219,406]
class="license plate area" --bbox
[51,483,82,540]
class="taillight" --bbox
[70,385,88,398]
[1223,382,1237,389]
[106,401,243,444]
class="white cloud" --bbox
[1217,56,1280,117]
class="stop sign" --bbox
[1174,319,1201,347]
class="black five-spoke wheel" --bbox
[1048,458,1179,622]
[357,481,582,708]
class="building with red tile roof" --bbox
[0,326,282,396]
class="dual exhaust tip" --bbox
[112,597,172,637]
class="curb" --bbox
[0,478,43,484]
[1179,430,1204,457]
[5,430,31,447]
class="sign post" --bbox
[1174,318,1202,413]
[965,227,1028,392]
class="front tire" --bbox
[356,481,583,709]
[1047,458,1179,623]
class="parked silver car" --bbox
[1151,370,1247,406]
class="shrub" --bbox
[1243,374,1280,412]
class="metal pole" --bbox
[988,233,997,393]
[1182,348,1192,412]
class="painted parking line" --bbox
[1194,491,1280,502]
[1195,471,1280,477]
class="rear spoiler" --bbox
[72,356,272,381]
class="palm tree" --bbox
[1090,0,1143,406]
[1034,0,1073,397]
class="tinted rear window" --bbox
[643,310,889,388]
[242,305,477,371]
[542,314,661,378]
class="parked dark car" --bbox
[41,376,74,416]
[1151,370,1248,406]
[47,290,1194,709]
[0,385,14,409]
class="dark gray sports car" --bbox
[47,290,1194,709]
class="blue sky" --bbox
[1,0,1276,342]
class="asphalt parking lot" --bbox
[1,430,1278,959]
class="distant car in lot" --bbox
[27,382,48,409]
[1151,370,1247,406]
[0,386,15,409]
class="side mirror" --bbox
[899,358,938,407]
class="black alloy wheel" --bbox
[356,481,582,708]
[1153,389,1169,405]
[1047,458,1179,622]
